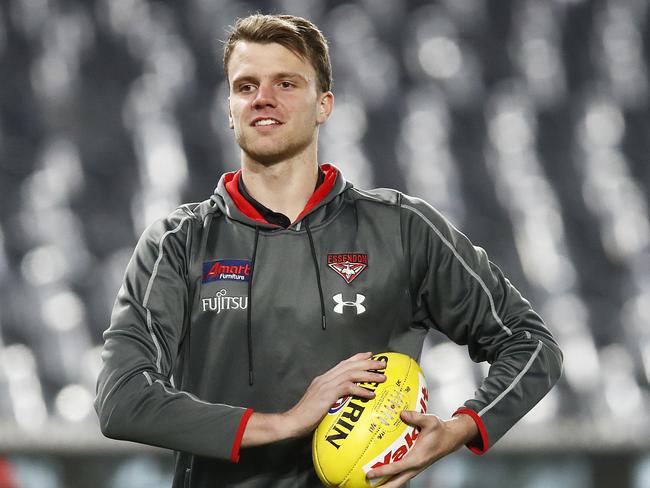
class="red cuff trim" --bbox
[230,408,254,463]
[453,408,489,455]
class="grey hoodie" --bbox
[95,164,563,487]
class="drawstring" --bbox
[247,227,260,385]
[304,218,327,330]
[246,218,326,386]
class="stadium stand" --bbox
[0,0,649,486]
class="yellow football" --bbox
[312,352,429,488]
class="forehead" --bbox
[228,41,316,83]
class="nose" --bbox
[252,83,276,109]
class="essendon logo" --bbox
[202,259,251,283]
[327,253,368,284]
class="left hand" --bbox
[365,410,478,488]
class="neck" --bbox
[240,151,319,223]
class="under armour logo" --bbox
[332,293,366,315]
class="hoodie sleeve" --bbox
[400,195,563,454]
[95,209,252,462]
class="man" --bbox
[95,14,563,488]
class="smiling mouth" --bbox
[252,118,283,127]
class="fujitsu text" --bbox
[201,289,248,313]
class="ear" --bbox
[316,91,334,125]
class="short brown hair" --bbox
[223,14,332,93]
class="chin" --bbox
[245,153,285,166]
[241,140,312,166]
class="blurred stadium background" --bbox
[0,0,649,486]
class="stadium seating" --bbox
[0,0,648,486]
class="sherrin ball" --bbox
[312,352,429,488]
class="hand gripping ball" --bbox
[312,352,429,487]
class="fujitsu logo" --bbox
[201,289,248,313]
[332,293,366,315]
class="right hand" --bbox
[283,352,387,438]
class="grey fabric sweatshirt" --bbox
[95,164,563,487]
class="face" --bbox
[227,41,333,166]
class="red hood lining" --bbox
[223,164,338,227]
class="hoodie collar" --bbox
[214,163,349,229]
[237,167,325,228]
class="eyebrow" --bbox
[276,72,309,82]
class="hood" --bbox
[211,163,350,229]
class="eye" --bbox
[238,84,255,93]
[279,81,295,89]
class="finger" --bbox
[344,383,378,400]
[400,410,426,427]
[321,358,387,382]
[375,468,419,488]
[340,358,387,372]
[324,374,385,401]
[343,351,374,362]
[402,410,443,431]
[355,358,389,373]
[366,455,420,479]
[332,369,386,387]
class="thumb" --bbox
[400,409,424,427]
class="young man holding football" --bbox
[96,14,563,488]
